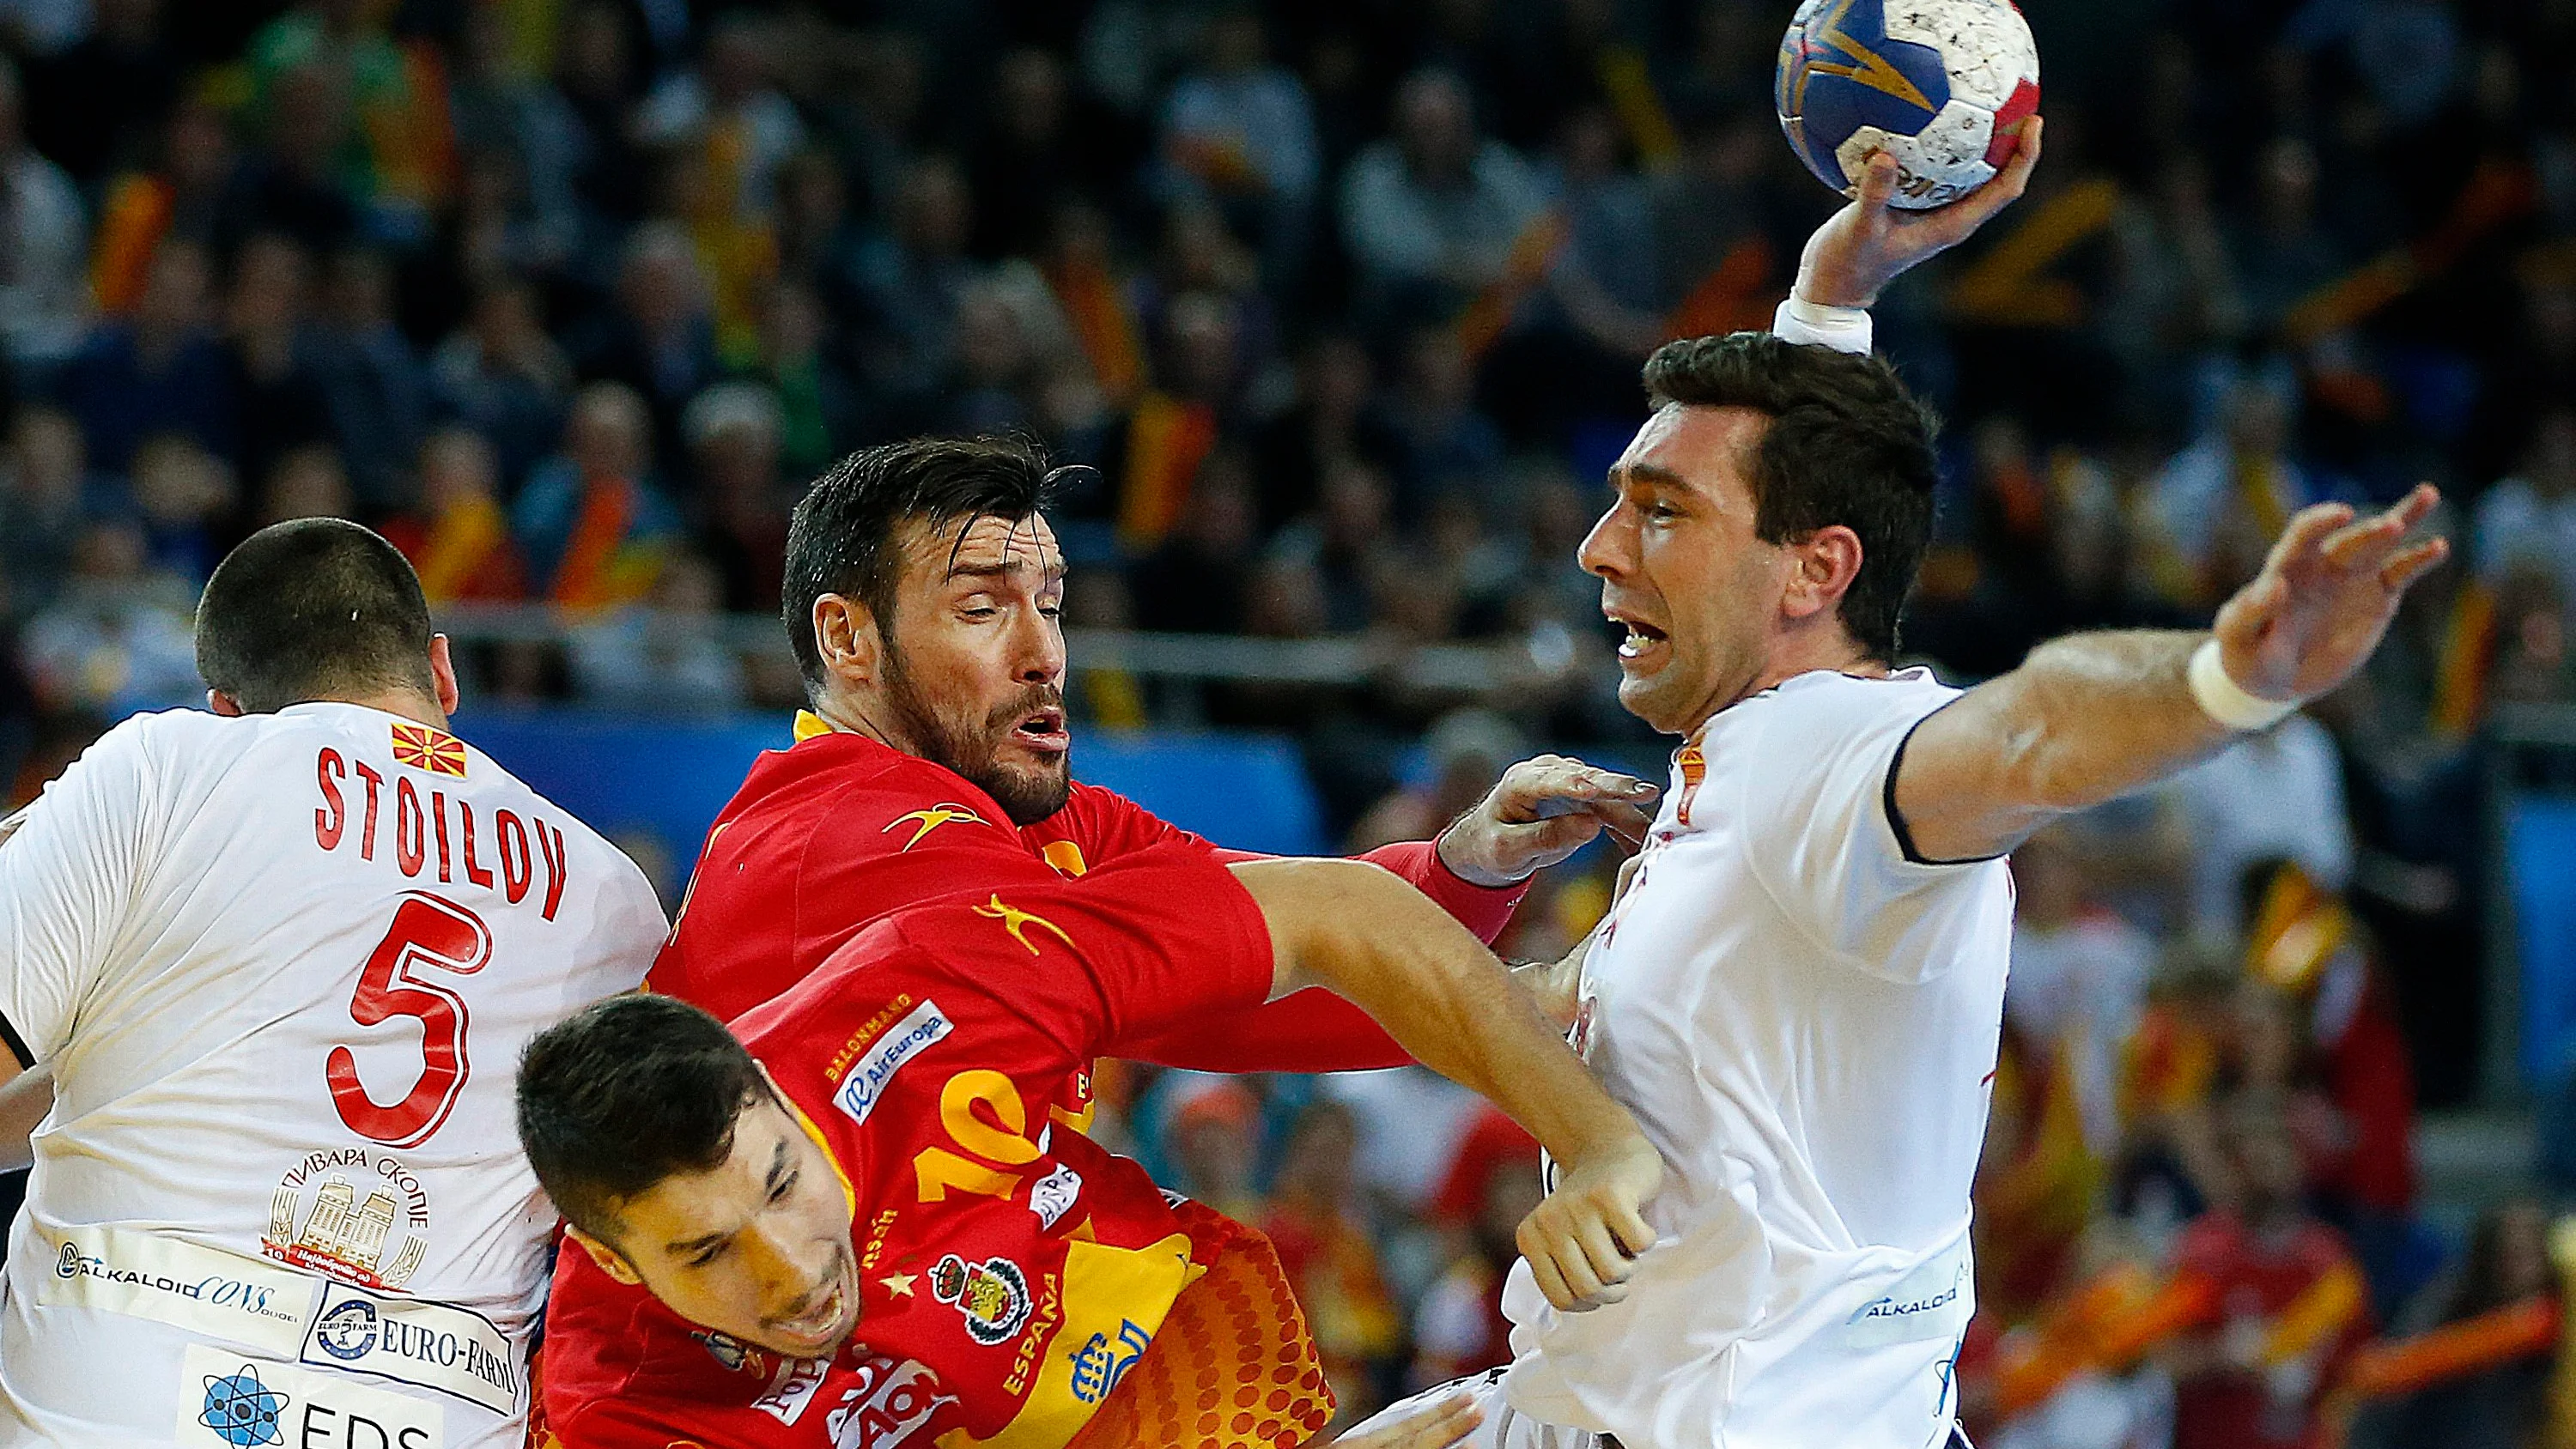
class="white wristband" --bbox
[2188,639,2299,731]
[1771,294,1874,356]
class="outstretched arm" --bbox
[1892,487,2449,864]
[1229,857,1661,1313]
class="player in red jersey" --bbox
[647,433,1658,1070]
[521,824,1662,1448]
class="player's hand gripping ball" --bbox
[1777,0,2040,209]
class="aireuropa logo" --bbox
[833,1001,953,1126]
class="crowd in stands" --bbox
[2,0,2574,1441]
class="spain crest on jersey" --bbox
[390,723,468,778]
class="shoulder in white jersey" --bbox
[1498,670,2013,1449]
[0,703,665,1449]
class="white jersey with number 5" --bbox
[1498,670,2014,1449]
[0,703,665,1449]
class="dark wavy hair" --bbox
[781,434,1058,693]
[1641,333,1941,662]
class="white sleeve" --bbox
[1771,295,1874,355]
[0,722,157,1064]
[1737,682,1991,981]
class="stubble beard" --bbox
[880,642,1072,826]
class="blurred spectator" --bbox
[2165,717,2355,941]
[2007,826,2158,1154]
[683,380,793,615]
[1261,1100,1405,1421]
[746,280,853,479]
[555,0,651,233]
[1339,68,1548,312]
[215,60,361,257]
[447,5,583,277]
[88,99,238,318]
[569,221,721,463]
[1159,9,1321,287]
[1251,331,1394,533]
[56,238,234,471]
[2233,138,2348,339]
[514,381,681,610]
[1129,446,1259,634]
[1151,1075,1265,1222]
[382,427,527,605]
[20,516,198,714]
[21,0,179,188]
[0,55,90,372]
[127,432,235,586]
[969,47,1088,264]
[570,547,744,714]
[428,280,573,489]
[0,405,98,619]
[635,15,805,226]
[852,155,980,401]
[2367,1201,2554,1449]
[2472,409,2576,605]
[242,0,438,229]
[1346,709,1523,853]
[1408,1107,1540,1389]
[2145,379,2318,609]
[221,232,334,490]
[306,247,426,512]
[1380,325,1503,517]
[2166,1104,2370,1449]
[256,443,351,526]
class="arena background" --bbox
[2,0,2575,1441]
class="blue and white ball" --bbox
[1777,0,2041,210]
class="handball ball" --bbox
[1777,0,2040,210]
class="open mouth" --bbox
[769,1277,851,1353]
[1010,706,1070,755]
[1614,619,1669,662]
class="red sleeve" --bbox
[878,842,1277,1055]
[1347,839,1529,946]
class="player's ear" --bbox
[1781,524,1863,625]
[811,594,884,688]
[568,1224,642,1285]
[205,690,246,718]
[426,634,461,717]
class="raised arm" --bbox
[1891,488,2449,864]
[1228,856,1661,1313]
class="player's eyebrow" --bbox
[945,559,1070,586]
[762,1137,791,1196]
[1611,462,1694,494]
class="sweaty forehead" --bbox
[908,512,1064,579]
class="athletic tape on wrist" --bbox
[2188,638,2300,731]
[1771,295,1874,356]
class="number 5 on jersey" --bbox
[329,893,491,1148]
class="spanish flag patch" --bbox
[391,723,469,778]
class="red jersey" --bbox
[2169,1210,2368,1449]
[543,846,1335,1449]
[648,718,1526,1070]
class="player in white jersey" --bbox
[1354,126,2451,1449]
[0,519,665,1448]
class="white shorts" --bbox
[1343,1369,1612,1449]
[1344,1369,1981,1449]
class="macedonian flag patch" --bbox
[391,722,469,777]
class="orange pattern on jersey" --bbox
[1673,731,1709,828]
[1066,1205,1333,1449]
[1041,840,1090,877]
[390,723,468,777]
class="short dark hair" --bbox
[515,993,768,1245]
[195,518,438,712]
[781,435,1056,692]
[1641,333,1940,662]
